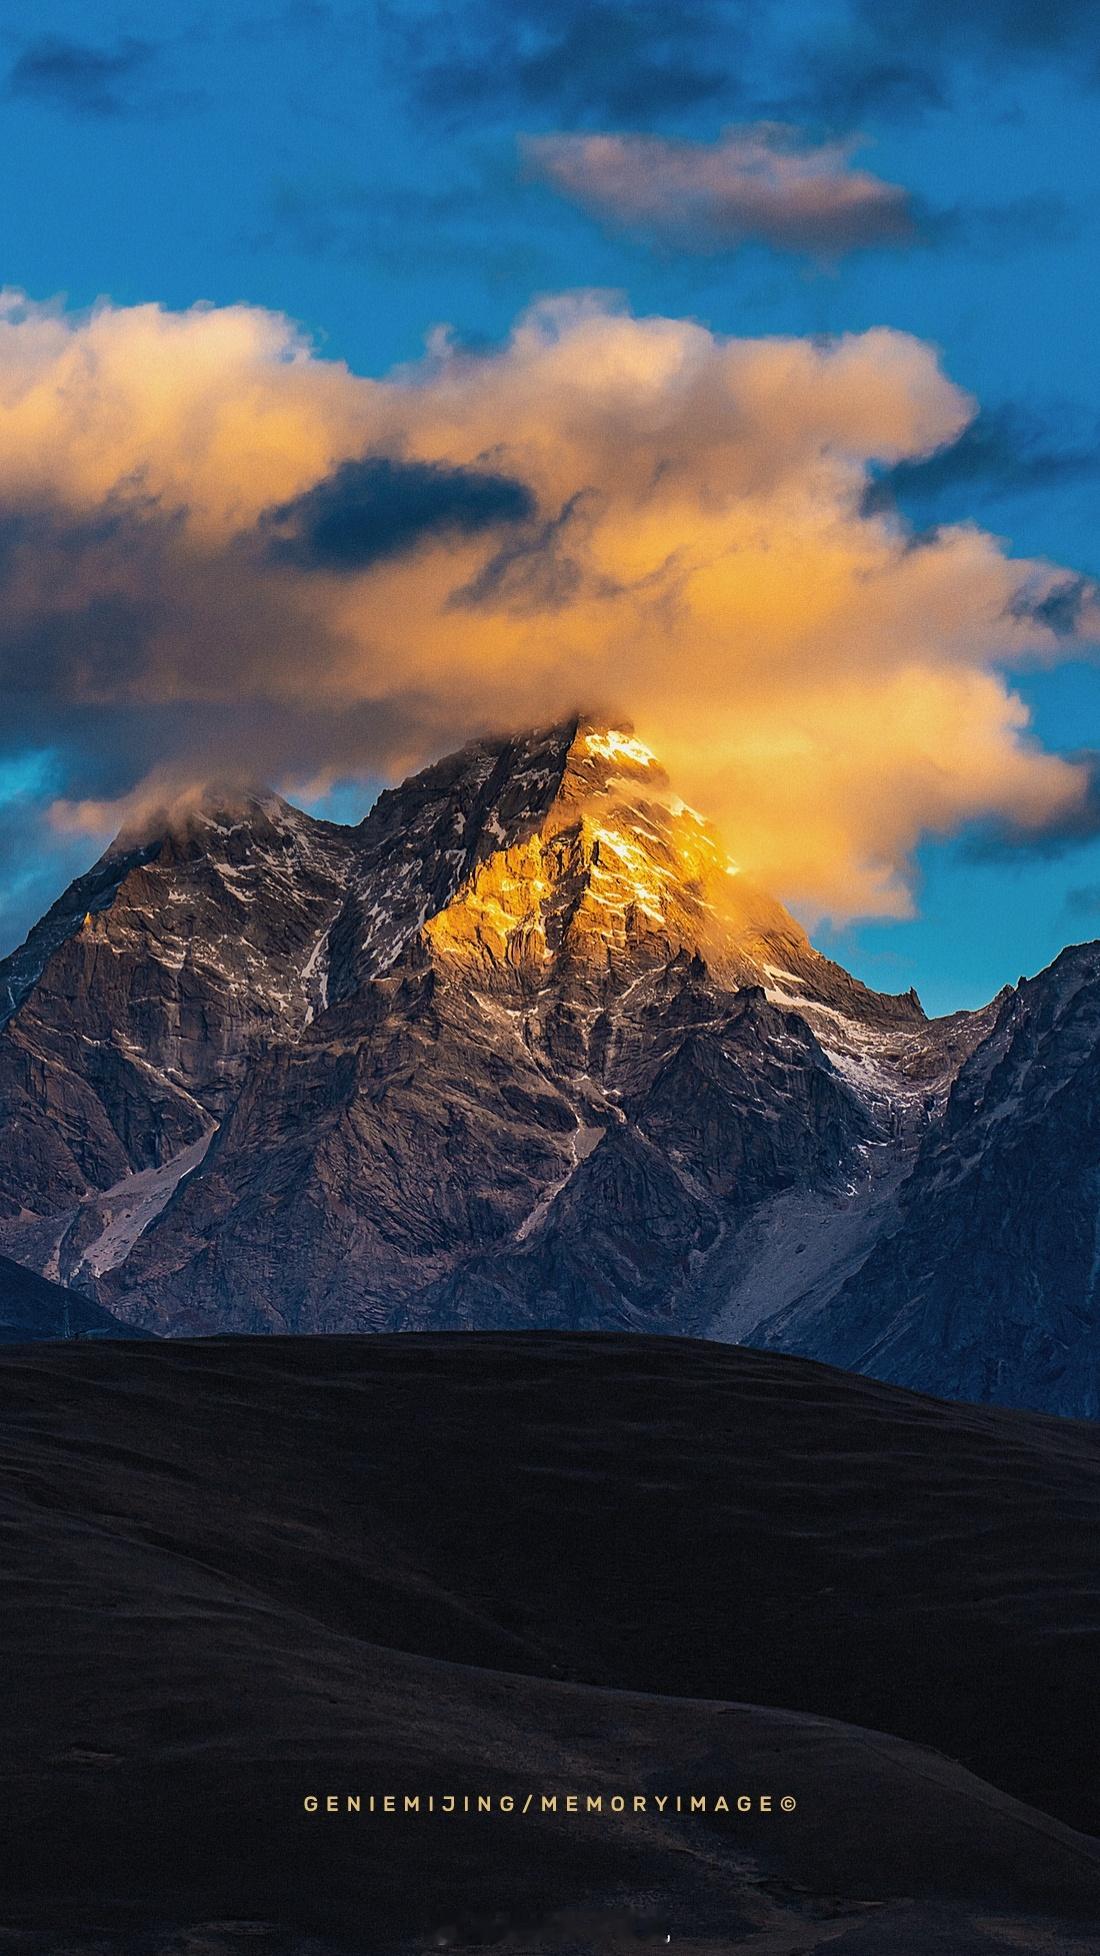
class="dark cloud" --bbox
[0,496,186,571]
[787,0,1100,121]
[383,0,1100,141]
[863,405,1100,518]
[0,485,470,944]
[261,170,549,286]
[0,498,184,703]
[452,490,601,613]
[962,194,1079,255]
[853,0,1100,61]
[966,751,1100,861]
[0,491,356,796]
[262,455,536,572]
[6,34,160,117]
[897,193,1079,261]
[780,50,946,124]
[381,0,742,128]
[1010,576,1098,639]
[1064,882,1100,918]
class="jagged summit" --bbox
[111,779,293,846]
[1,716,924,1033]
[0,714,933,1249]
[414,712,810,991]
[1,711,976,1356]
[318,713,926,1030]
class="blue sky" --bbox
[0,0,1098,1012]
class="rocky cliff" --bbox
[763,942,1100,1415]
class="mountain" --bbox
[0,1251,151,1342]
[0,790,354,1256]
[4,1332,1100,1953]
[0,717,931,1332]
[764,941,1100,1416]
[0,713,1095,1413]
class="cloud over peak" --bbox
[0,288,1097,936]
[525,124,919,257]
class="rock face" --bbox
[768,942,1100,1417]
[1,714,1097,1413]
[0,792,355,1270]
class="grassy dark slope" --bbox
[1,1331,1099,1953]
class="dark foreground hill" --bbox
[0,1250,152,1342]
[1,1332,1100,1954]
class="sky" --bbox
[0,0,1098,1012]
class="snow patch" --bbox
[766,990,851,1022]
[70,1130,217,1281]
[583,730,656,770]
[515,1123,604,1241]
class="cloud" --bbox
[1065,882,1100,918]
[261,168,548,287]
[7,35,161,118]
[788,0,1100,120]
[451,490,601,613]
[381,0,738,127]
[965,751,1100,860]
[862,404,1100,516]
[525,125,918,257]
[785,52,946,124]
[961,195,1079,255]
[1010,576,1098,638]
[264,455,535,571]
[852,0,1100,62]
[383,0,1100,140]
[0,287,1098,938]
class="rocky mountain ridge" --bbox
[767,941,1100,1415]
[0,715,1094,1414]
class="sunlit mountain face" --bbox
[0,716,1023,1394]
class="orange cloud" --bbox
[1,288,1097,922]
[523,125,919,257]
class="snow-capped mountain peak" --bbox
[4,715,1083,1417]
